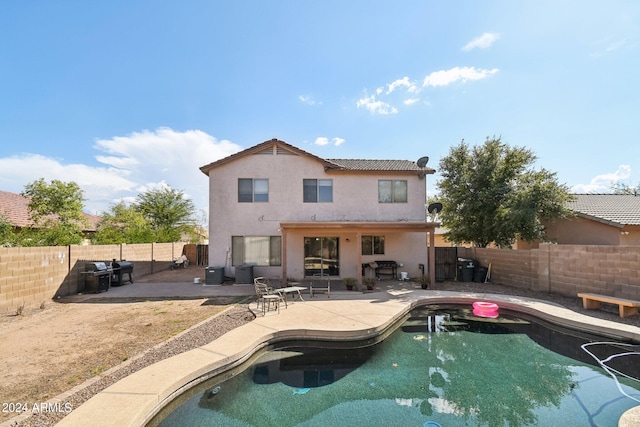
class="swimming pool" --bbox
[151,305,640,426]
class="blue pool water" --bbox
[152,305,640,427]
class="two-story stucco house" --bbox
[200,138,438,286]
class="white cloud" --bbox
[314,137,345,146]
[356,94,399,115]
[299,95,322,106]
[387,77,419,94]
[590,38,628,58]
[571,165,632,193]
[423,66,499,87]
[0,128,242,215]
[462,32,501,51]
[356,66,497,114]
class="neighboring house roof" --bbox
[568,194,640,227]
[0,189,101,232]
[0,190,31,227]
[200,138,436,175]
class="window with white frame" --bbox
[231,236,281,266]
[362,235,385,255]
[378,180,407,203]
[303,179,333,202]
[238,178,269,202]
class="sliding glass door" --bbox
[304,237,339,277]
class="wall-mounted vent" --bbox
[254,146,275,155]
[277,146,297,155]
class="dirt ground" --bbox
[0,266,247,424]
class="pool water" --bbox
[152,305,640,427]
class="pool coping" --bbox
[53,287,640,427]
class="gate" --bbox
[435,247,457,282]
[195,244,209,266]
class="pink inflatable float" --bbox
[472,301,499,318]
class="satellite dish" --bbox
[427,202,442,214]
[416,156,429,168]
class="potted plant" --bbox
[417,275,430,289]
[363,277,376,291]
[343,277,357,291]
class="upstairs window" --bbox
[378,180,407,203]
[303,179,333,203]
[238,178,269,202]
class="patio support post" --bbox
[428,230,436,286]
[281,227,288,286]
[356,232,362,287]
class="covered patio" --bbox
[279,221,438,287]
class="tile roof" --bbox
[568,194,640,226]
[200,138,436,174]
[0,190,101,231]
[0,190,32,227]
[326,159,435,173]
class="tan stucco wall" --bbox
[544,216,622,245]
[206,148,428,278]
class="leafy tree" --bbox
[21,178,87,246]
[134,186,197,243]
[92,201,155,244]
[437,137,573,248]
[610,181,640,195]
[0,212,15,246]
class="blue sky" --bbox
[1,1,638,216]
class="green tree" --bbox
[134,186,197,243]
[92,201,155,244]
[0,212,15,246]
[610,181,640,195]
[21,178,87,246]
[437,137,573,247]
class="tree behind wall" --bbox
[0,212,15,246]
[134,186,197,243]
[20,178,87,246]
[92,201,155,244]
[437,137,573,248]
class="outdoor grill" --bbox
[111,259,134,285]
[83,261,112,293]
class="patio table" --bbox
[275,285,306,302]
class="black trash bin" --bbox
[235,264,254,284]
[456,258,476,282]
[473,266,488,283]
[205,266,225,285]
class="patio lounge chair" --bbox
[169,255,189,270]
[254,277,285,314]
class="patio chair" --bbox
[254,278,285,314]
[310,273,330,298]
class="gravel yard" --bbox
[0,267,255,427]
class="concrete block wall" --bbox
[0,242,187,314]
[459,244,640,300]
[458,247,536,290]
[0,246,70,314]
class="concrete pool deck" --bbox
[55,281,640,427]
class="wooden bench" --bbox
[577,293,640,318]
